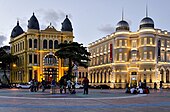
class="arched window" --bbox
[166,69,169,83]
[79,72,81,78]
[44,54,57,66]
[34,39,37,48]
[29,39,32,48]
[64,40,67,43]
[49,40,53,49]
[43,40,47,49]
[161,69,164,82]
[54,40,58,49]
[100,72,102,83]
[97,73,99,83]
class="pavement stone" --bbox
[0,88,170,112]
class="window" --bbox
[161,52,165,61]
[54,40,58,49]
[29,39,32,48]
[144,38,147,45]
[125,40,127,46]
[132,40,137,48]
[119,53,122,61]
[64,40,67,43]
[144,52,147,60]
[132,53,136,61]
[29,54,32,64]
[23,41,24,50]
[167,41,170,47]
[150,38,153,45]
[119,40,122,47]
[124,53,127,61]
[167,53,170,62]
[43,40,47,49]
[49,40,53,49]
[100,46,103,53]
[34,39,37,48]
[34,54,37,64]
[149,52,152,60]
[161,40,164,47]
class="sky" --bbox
[0,0,170,47]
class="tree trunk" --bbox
[67,58,73,80]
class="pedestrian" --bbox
[51,79,56,94]
[67,79,72,93]
[34,79,38,92]
[63,78,67,94]
[154,82,157,91]
[160,81,163,93]
[30,79,34,92]
[82,77,89,94]
[41,79,46,92]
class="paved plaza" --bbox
[0,88,170,112]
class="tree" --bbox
[0,47,18,84]
[55,42,91,80]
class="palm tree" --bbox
[0,47,18,84]
[55,42,91,80]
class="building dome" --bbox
[11,21,24,38]
[28,13,40,30]
[140,17,154,29]
[61,15,73,32]
[116,20,130,31]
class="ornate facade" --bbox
[9,13,74,84]
[88,15,170,89]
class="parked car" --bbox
[16,83,31,89]
[95,85,110,89]
[0,84,12,88]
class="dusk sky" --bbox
[0,0,170,47]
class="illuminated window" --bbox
[149,52,152,60]
[104,55,107,63]
[167,41,170,47]
[144,52,147,60]
[125,40,127,46]
[150,38,153,45]
[124,53,127,61]
[132,53,136,61]
[144,38,147,45]
[119,40,122,47]
[132,40,137,48]
[161,40,164,47]
[100,46,103,53]
[161,52,165,61]
[104,45,107,52]
[97,48,99,53]
[119,53,122,61]
[167,53,170,62]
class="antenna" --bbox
[146,4,148,17]
[122,8,124,20]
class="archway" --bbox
[166,69,169,83]
[43,53,58,82]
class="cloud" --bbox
[0,35,7,47]
[36,9,72,29]
[98,24,115,34]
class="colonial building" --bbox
[88,14,170,89]
[9,13,74,84]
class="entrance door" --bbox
[131,72,137,87]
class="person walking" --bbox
[41,79,46,92]
[51,79,56,94]
[83,77,89,94]
[154,82,157,91]
[67,79,72,93]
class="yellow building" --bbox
[9,13,74,84]
[88,14,170,89]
